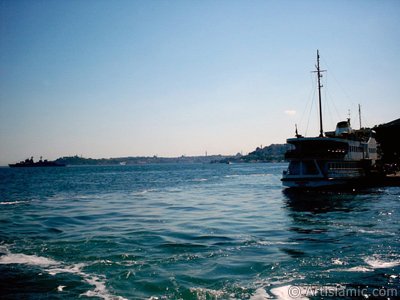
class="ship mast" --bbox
[315,50,325,137]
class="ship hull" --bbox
[281,132,379,190]
[281,177,360,189]
[281,173,389,189]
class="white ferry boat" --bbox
[281,51,379,188]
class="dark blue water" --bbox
[0,163,399,299]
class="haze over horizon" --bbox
[1,0,400,165]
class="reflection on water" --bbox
[282,189,360,213]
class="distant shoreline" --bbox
[54,154,235,166]
[3,143,289,167]
[4,117,400,167]
[51,144,289,166]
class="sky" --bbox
[1,0,400,165]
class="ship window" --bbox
[303,161,319,175]
[288,161,300,175]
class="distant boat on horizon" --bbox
[281,51,379,188]
[9,157,66,168]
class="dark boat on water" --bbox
[281,51,379,189]
[9,157,66,168]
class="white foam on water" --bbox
[0,249,126,300]
[326,265,373,272]
[250,287,272,299]
[270,285,309,300]
[331,258,345,265]
[0,200,30,205]
[257,241,299,246]
[81,274,128,300]
[0,244,11,254]
[47,263,86,276]
[48,263,128,300]
[57,285,66,292]
[72,193,116,201]
[270,285,344,300]
[192,178,208,182]
[357,229,396,236]
[189,287,226,298]
[364,256,400,269]
[116,260,137,267]
[165,188,183,193]
[344,266,373,272]
[253,274,306,287]
[0,253,59,266]
[132,189,157,196]
[74,195,95,199]
[326,255,400,272]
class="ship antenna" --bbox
[312,50,326,137]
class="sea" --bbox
[0,163,399,300]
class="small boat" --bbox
[281,51,379,188]
[9,157,66,168]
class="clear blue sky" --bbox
[1,0,399,164]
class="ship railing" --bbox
[284,151,346,159]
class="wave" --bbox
[250,287,272,299]
[0,252,58,266]
[249,173,271,177]
[224,173,270,178]
[48,262,128,299]
[186,283,344,300]
[341,266,373,272]
[57,285,66,292]
[357,229,396,236]
[132,189,157,196]
[0,246,127,300]
[270,285,309,300]
[327,255,400,273]
[257,241,299,246]
[364,255,400,269]
[191,178,208,182]
[331,258,345,265]
[268,285,346,300]
[165,188,183,193]
[189,287,226,298]
[0,200,30,205]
